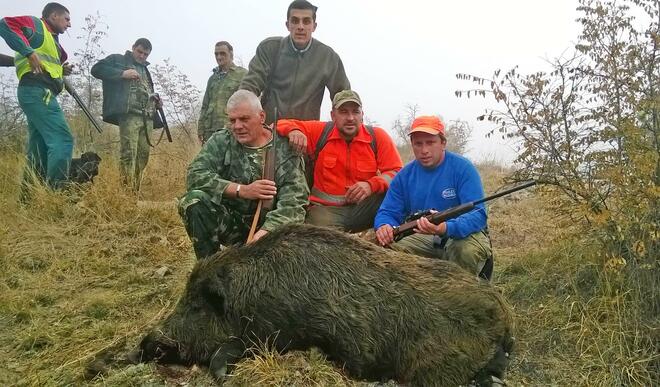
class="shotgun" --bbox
[0,55,103,133]
[0,53,13,67]
[63,77,103,134]
[393,180,537,241]
[152,93,172,142]
[261,110,277,212]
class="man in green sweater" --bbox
[240,0,350,124]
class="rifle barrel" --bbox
[157,107,172,142]
[474,180,536,205]
[261,107,278,212]
[63,78,103,134]
[247,108,278,243]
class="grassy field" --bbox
[0,137,656,386]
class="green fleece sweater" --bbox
[240,36,350,124]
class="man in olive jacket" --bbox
[240,0,350,124]
[91,38,162,191]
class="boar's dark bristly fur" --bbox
[133,224,514,386]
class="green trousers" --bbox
[17,85,73,193]
[392,230,494,280]
[178,190,252,259]
[306,193,385,232]
[119,113,152,191]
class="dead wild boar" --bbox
[130,224,514,386]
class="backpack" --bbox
[305,121,377,188]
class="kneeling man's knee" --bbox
[445,231,492,278]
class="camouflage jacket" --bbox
[198,64,247,138]
[185,129,309,231]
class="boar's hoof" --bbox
[468,375,506,387]
[126,349,144,364]
[209,339,245,381]
[84,357,109,380]
[84,346,123,380]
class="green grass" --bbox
[0,141,657,386]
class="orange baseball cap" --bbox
[409,116,445,137]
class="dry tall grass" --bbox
[0,137,656,386]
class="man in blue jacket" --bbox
[374,115,493,280]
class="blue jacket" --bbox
[374,151,487,239]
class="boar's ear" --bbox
[200,277,228,316]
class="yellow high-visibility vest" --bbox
[14,19,63,86]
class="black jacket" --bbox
[91,51,163,128]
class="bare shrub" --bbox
[457,0,659,384]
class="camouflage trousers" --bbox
[178,190,252,259]
[391,229,494,280]
[306,193,385,233]
[119,113,152,191]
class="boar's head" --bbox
[131,256,245,380]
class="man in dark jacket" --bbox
[91,38,161,191]
[240,0,350,124]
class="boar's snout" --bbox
[133,330,182,364]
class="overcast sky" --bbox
[1,0,580,163]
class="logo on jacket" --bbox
[442,188,456,199]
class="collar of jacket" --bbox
[326,123,374,144]
[42,18,56,34]
[213,63,237,74]
[124,50,150,66]
[288,36,313,54]
[41,17,67,60]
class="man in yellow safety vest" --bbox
[0,2,74,200]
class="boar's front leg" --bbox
[209,337,245,381]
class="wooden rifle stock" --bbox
[261,112,277,211]
[392,180,537,241]
[246,108,278,243]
